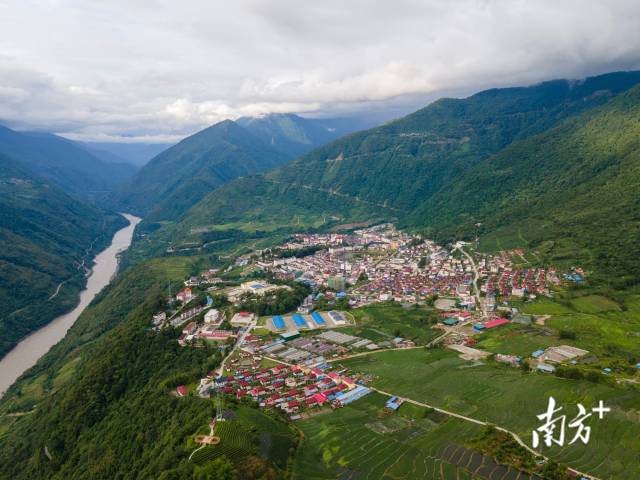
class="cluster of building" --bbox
[177,310,257,346]
[205,359,371,415]
[253,225,480,307]
[245,329,415,366]
[482,264,550,299]
[531,345,590,373]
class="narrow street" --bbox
[454,242,485,319]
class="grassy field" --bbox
[341,303,441,345]
[473,323,559,357]
[339,348,640,479]
[292,392,542,479]
[517,290,640,364]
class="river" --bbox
[0,213,141,397]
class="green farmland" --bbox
[340,303,442,345]
[340,349,640,479]
[292,392,541,479]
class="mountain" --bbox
[0,125,137,204]
[3,72,640,480]
[236,113,379,158]
[172,71,640,283]
[116,114,379,222]
[80,141,174,167]
[116,120,292,221]
[0,153,127,359]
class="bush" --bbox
[558,330,577,340]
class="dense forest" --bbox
[0,154,127,359]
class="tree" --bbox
[542,460,568,480]
[193,457,237,480]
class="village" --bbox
[148,223,593,424]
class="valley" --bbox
[0,214,140,396]
[1,70,639,480]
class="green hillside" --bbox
[237,112,376,158]
[0,154,126,359]
[409,85,640,285]
[116,120,293,221]
[0,125,136,204]
[117,114,375,223]
[169,71,640,283]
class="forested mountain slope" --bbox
[116,120,291,221]
[173,71,640,282]
[117,114,375,222]
[409,84,640,285]
[0,125,136,204]
[237,112,377,158]
[0,154,126,359]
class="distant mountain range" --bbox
[168,71,640,284]
[80,141,174,167]
[116,113,375,221]
[0,125,137,205]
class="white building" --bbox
[204,309,223,325]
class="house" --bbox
[537,363,556,373]
[484,318,509,329]
[230,311,255,327]
[152,312,166,325]
[176,287,194,303]
[182,322,197,335]
[204,309,222,325]
[176,385,187,397]
[312,392,328,405]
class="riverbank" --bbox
[0,213,141,397]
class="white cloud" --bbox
[0,0,639,142]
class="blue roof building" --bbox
[272,315,286,330]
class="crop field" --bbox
[473,324,560,357]
[340,348,640,479]
[292,392,541,479]
[192,421,254,464]
[342,304,441,345]
[192,405,296,469]
[519,290,640,360]
[569,295,621,313]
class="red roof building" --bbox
[313,393,328,405]
[484,318,509,329]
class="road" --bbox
[453,242,485,318]
[214,319,256,377]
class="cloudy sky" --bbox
[1,0,640,143]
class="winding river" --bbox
[0,213,141,397]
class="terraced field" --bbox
[292,392,540,479]
[192,420,254,464]
[340,349,640,479]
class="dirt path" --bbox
[48,280,67,300]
